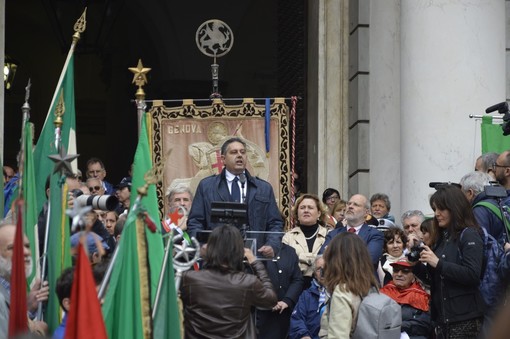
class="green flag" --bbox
[481,115,510,153]
[102,113,165,338]
[130,113,165,305]
[45,172,72,333]
[22,122,40,288]
[33,54,77,215]
[153,237,182,339]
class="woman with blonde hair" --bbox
[320,232,379,338]
[283,193,329,290]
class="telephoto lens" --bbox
[75,195,119,211]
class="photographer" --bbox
[460,171,507,246]
[414,185,485,339]
[180,225,277,338]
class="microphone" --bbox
[239,173,246,202]
[238,173,249,235]
[485,102,508,114]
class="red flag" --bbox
[8,200,28,336]
[64,242,107,339]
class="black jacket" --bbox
[415,227,486,325]
[257,244,304,339]
[401,304,432,339]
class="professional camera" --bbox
[429,182,461,190]
[406,244,424,263]
[75,194,119,211]
[484,182,507,199]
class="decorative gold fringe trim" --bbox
[135,217,152,339]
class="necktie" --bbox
[231,176,240,202]
[348,227,356,233]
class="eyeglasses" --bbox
[393,267,412,274]
[326,195,340,202]
[88,185,102,192]
[492,163,510,170]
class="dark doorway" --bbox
[4,0,307,188]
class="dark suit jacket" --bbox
[319,223,384,266]
[187,169,283,252]
[257,244,304,339]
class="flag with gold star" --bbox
[102,113,165,339]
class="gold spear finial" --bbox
[54,89,65,128]
[72,8,88,43]
[128,59,151,101]
[137,161,164,197]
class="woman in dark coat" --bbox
[415,185,485,339]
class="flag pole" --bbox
[128,59,151,137]
[151,234,172,319]
[16,79,32,202]
[36,91,65,321]
[98,60,150,300]
[36,10,87,321]
[42,9,86,131]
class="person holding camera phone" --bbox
[180,225,277,339]
[413,185,485,339]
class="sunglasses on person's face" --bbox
[88,185,102,192]
[393,267,412,274]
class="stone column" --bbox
[307,0,349,199]
[398,1,506,214]
[367,0,401,215]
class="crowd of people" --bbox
[2,140,510,338]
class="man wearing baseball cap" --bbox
[380,258,432,338]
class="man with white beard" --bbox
[0,223,49,336]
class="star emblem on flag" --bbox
[128,59,151,87]
[48,145,79,176]
[67,203,92,232]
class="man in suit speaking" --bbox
[187,137,283,258]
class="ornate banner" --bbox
[148,98,291,221]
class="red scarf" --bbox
[380,281,430,312]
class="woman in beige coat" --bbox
[282,193,329,290]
